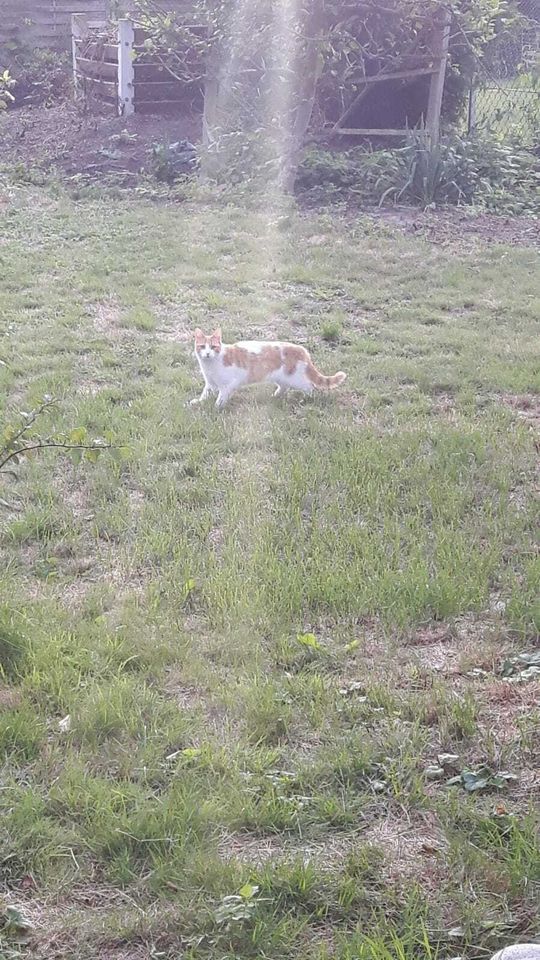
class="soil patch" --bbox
[372,205,540,249]
[0,101,201,181]
[1,104,538,253]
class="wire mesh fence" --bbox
[467,0,540,146]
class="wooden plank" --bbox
[332,128,410,136]
[76,57,118,80]
[133,62,180,81]
[355,65,437,86]
[78,74,117,104]
[77,75,116,91]
[75,40,118,61]
[133,78,184,85]
[134,80,184,101]
[135,99,187,106]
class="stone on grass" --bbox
[491,946,540,960]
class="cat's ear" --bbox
[194,328,204,341]
[211,327,222,340]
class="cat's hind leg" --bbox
[284,362,315,395]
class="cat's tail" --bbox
[307,364,347,391]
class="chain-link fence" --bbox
[468,0,539,146]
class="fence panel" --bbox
[468,1,539,146]
[0,0,191,54]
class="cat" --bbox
[190,328,347,409]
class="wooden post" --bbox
[71,14,87,99]
[117,18,135,117]
[426,8,451,144]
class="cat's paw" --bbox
[189,397,201,406]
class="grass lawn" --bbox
[0,181,539,960]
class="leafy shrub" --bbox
[296,133,540,213]
[0,69,15,110]
[8,46,70,106]
[296,146,402,204]
[150,140,198,183]
[461,137,540,214]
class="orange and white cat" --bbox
[191,328,346,409]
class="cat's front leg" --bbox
[216,386,234,409]
[190,384,212,406]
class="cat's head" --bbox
[194,328,222,359]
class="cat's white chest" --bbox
[196,352,227,388]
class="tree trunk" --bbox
[281,31,324,194]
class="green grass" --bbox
[0,178,539,959]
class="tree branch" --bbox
[0,441,114,473]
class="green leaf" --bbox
[69,427,87,444]
[238,883,259,900]
[84,448,101,463]
[296,632,321,650]
[491,772,517,788]
[451,764,517,793]
[0,904,32,938]
[462,772,489,792]
[2,426,17,446]
[182,578,196,601]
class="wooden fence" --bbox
[72,15,203,115]
[1,0,108,53]
[0,0,192,55]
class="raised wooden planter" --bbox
[71,14,201,116]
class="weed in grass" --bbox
[0,606,28,680]
[321,319,343,343]
[0,703,45,760]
